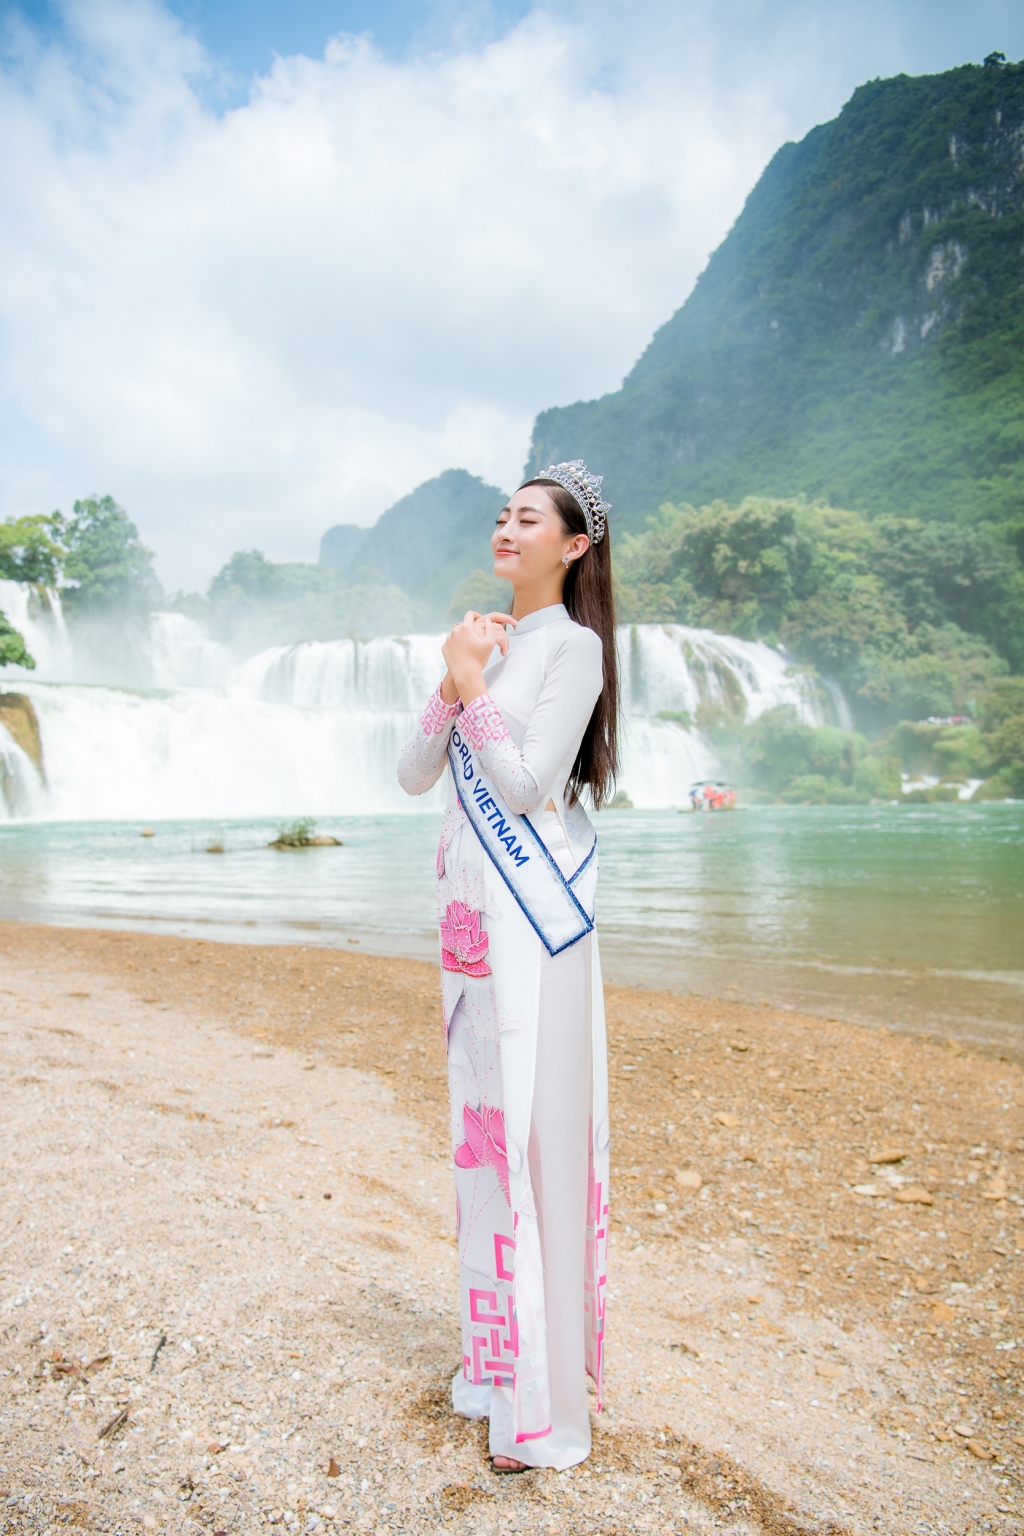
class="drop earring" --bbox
[562,554,572,569]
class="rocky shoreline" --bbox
[2,921,1023,1535]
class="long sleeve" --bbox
[398,685,461,796]
[460,627,603,815]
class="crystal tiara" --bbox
[527,459,610,546]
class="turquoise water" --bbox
[1,805,1022,1047]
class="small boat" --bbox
[687,780,737,812]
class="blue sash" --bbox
[448,727,597,957]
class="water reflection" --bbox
[1,805,1021,1050]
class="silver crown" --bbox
[532,459,610,546]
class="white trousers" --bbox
[453,812,593,1470]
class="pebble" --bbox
[5,921,1022,1536]
[893,1186,934,1205]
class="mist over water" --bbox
[0,585,828,821]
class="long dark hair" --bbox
[518,478,619,809]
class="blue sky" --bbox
[11,0,1021,83]
[203,0,1018,80]
[1,0,1023,585]
[6,0,535,78]
[170,0,534,72]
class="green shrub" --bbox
[274,817,317,847]
[0,610,34,669]
[778,773,834,804]
[979,678,1024,796]
[779,774,868,805]
[902,784,962,803]
[732,707,869,797]
[853,752,901,800]
[932,725,989,781]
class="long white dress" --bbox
[397,603,610,1471]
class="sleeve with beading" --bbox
[458,628,603,815]
[397,686,461,797]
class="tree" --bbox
[60,496,162,618]
[447,569,511,622]
[614,493,1022,730]
[0,609,34,669]
[207,549,282,606]
[614,497,820,636]
[205,549,286,637]
[202,548,421,646]
[979,677,1024,795]
[865,517,1024,670]
[0,514,64,586]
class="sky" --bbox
[1,0,1022,590]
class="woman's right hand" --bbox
[442,611,516,704]
[444,610,515,670]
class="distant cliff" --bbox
[319,468,507,620]
[527,57,1024,538]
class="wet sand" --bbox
[3,921,1024,1536]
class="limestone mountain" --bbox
[319,468,507,622]
[527,56,1024,543]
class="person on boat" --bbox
[397,461,618,1473]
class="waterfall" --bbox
[0,589,836,821]
[616,624,825,806]
[230,634,447,713]
[0,579,73,676]
[148,613,234,690]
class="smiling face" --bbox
[491,485,589,596]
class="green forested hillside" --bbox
[318,469,506,621]
[614,495,1023,725]
[528,57,1024,546]
[612,494,1024,800]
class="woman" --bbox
[397,460,618,1473]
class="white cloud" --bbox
[4,0,1018,587]
[0,0,805,585]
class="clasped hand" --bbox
[440,610,516,706]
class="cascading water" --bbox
[148,613,234,690]
[0,579,73,676]
[0,586,835,820]
[616,624,825,804]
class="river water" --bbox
[2,803,1021,1052]
[2,590,1020,1048]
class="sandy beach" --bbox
[2,920,1024,1536]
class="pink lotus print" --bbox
[440,900,491,977]
[454,1103,510,1202]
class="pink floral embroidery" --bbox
[454,1102,510,1202]
[459,692,511,749]
[420,686,461,737]
[440,900,491,977]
